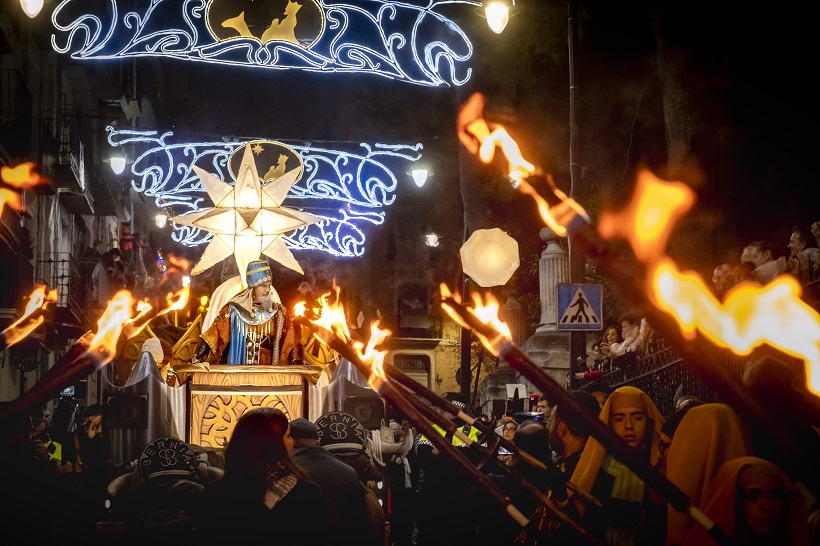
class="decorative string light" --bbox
[50,0,476,87]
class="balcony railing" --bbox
[35,253,99,333]
[577,332,746,416]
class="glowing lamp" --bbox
[20,0,44,18]
[411,169,429,188]
[425,232,440,248]
[108,155,126,175]
[484,1,511,34]
[154,214,167,228]
[182,276,191,287]
[460,228,520,287]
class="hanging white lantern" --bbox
[460,228,520,287]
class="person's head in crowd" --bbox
[501,420,518,442]
[548,390,600,459]
[223,408,301,498]
[569,386,666,507]
[601,326,621,355]
[443,391,471,425]
[711,263,737,298]
[535,393,551,415]
[82,403,103,439]
[288,417,320,448]
[681,457,809,546]
[583,381,612,410]
[512,419,550,466]
[665,404,755,546]
[741,239,784,283]
[788,225,818,257]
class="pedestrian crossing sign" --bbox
[556,284,603,331]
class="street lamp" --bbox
[424,232,440,247]
[20,0,44,18]
[410,168,429,188]
[154,214,168,228]
[483,0,516,34]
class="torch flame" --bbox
[464,116,588,237]
[440,283,473,332]
[469,120,536,182]
[158,286,190,316]
[468,292,513,356]
[1,163,45,216]
[598,169,695,263]
[1,163,45,189]
[600,168,820,396]
[355,321,392,381]
[294,301,307,317]
[87,291,138,366]
[1,285,58,347]
[312,280,351,344]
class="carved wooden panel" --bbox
[189,392,302,448]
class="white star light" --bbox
[171,143,320,284]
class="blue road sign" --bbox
[557,283,603,331]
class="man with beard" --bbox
[195,260,292,366]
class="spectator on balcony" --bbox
[784,225,820,286]
[711,263,739,299]
[740,239,786,284]
[84,240,104,260]
[609,313,643,369]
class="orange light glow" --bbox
[440,283,472,331]
[598,169,695,263]
[1,163,45,216]
[0,188,22,216]
[355,321,392,381]
[87,291,138,366]
[650,258,820,395]
[158,286,190,316]
[294,301,307,317]
[1,285,58,347]
[468,292,513,356]
[1,163,45,189]
[468,119,536,182]
[464,118,588,237]
[312,281,351,344]
[602,169,820,396]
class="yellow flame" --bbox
[474,123,537,182]
[88,291,137,365]
[468,292,513,356]
[0,188,22,216]
[294,301,307,317]
[601,168,820,396]
[355,321,392,380]
[312,280,351,344]
[598,169,695,263]
[1,285,59,347]
[650,258,820,395]
[440,283,473,332]
[1,162,45,189]
[465,118,588,237]
[158,286,190,316]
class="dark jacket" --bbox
[291,445,379,545]
[194,476,329,545]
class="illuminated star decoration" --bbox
[171,143,321,284]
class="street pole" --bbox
[567,0,587,379]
